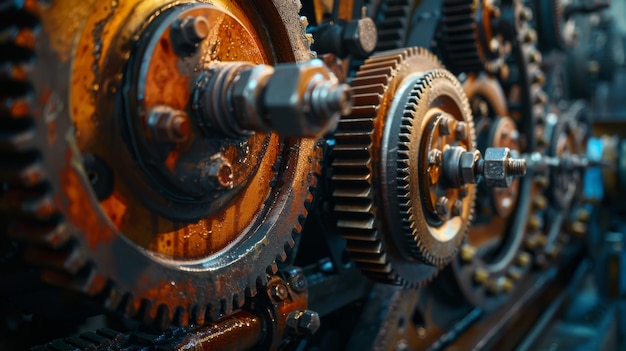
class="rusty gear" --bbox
[332,47,476,287]
[0,0,323,329]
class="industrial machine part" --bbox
[1,0,624,350]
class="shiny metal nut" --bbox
[483,147,513,188]
[286,310,321,335]
[460,150,481,184]
[231,65,275,133]
[263,60,348,137]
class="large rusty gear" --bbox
[0,0,323,328]
[332,47,476,287]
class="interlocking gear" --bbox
[332,47,477,287]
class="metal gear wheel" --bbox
[332,47,476,287]
[441,0,508,74]
[0,0,323,328]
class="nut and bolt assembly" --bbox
[286,310,321,336]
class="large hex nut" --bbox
[484,147,513,188]
[460,150,482,184]
[262,60,340,137]
[231,65,275,133]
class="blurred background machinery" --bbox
[1,0,625,350]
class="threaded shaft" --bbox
[507,158,527,176]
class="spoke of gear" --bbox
[332,47,476,288]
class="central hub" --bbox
[122,4,271,219]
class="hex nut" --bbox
[263,60,343,137]
[342,17,378,58]
[230,65,274,133]
[286,310,321,336]
[460,150,481,184]
[483,147,513,188]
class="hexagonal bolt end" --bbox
[286,310,321,336]
[482,147,527,188]
[343,17,378,58]
[178,16,210,45]
[147,106,190,143]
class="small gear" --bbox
[441,0,507,74]
[333,47,476,287]
[373,0,414,51]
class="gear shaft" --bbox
[193,60,352,138]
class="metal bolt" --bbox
[528,49,542,64]
[520,7,533,21]
[176,16,210,46]
[531,70,546,85]
[533,196,547,210]
[343,17,378,58]
[147,106,190,143]
[286,310,320,336]
[474,268,489,284]
[438,116,452,136]
[460,244,475,262]
[451,199,463,217]
[501,278,514,293]
[525,236,539,249]
[205,155,234,190]
[455,121,467,141]
[516,252,531,266]
[271,283,289,301]
[284,267,307,293]
[507,158,527,176]
[428,149,443,166]
[527,215,541,230]
[570,221,587,237]
[436,197,449,217]
[508,267,522,281]
[523,28,537,44]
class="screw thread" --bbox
[507,158,527,176]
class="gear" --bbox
[1,0,323,328]
[332,47,476,287]
[372,0,414,51]
[441,0,507,74]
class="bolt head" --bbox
[455,121,467,141]
[147,106,190,143]
[438,116,452,136]
[287,310,320,335]
[460,150,481,184]
[483,147,513,188]
[428,149,443,166]
[436,197,449,218]
[271,283,289,301]
[342,17,378,58]
[263,60,341,137]
[451,199,463,217]
[202,155,234,190]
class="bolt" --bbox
[578,209,590,222]
[285,267,307,293]
[520,7,533,22]
[460,244,475,262]
[523,28,537,44]
[438,116,452,136]
[535,176,548,188]
[205,155,234,190]
[474,268,489,284]
[527,215,541,230]
[436,197,449,217]
[516,252,531,266]
[451,199,463,217]
[570,221,587,237]
[177,16,210,46]
[286,310,320,336]
[534,90,548,105]
[528,49,542,64]
[455,121,467,141]
[489,37,500,53]
[271,283,289,301]
[508,267,522,281]
[506,158,527,176]
[343,17,378,58]
[147,106,190,143]
[531,70,546,85]
[428,149,443,166]
[501,278,514,293]
[525,236,539,249]
[533,196,547,210]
